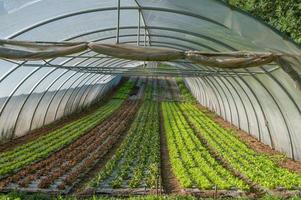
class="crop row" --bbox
[90,101,160,189]
[0,82,134,177]
[179,103,301,189]
[175,78,195,103]
[161,102,248,190]
[113,81,135,99]
[0,100,140,191]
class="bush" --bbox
[227,0,301,44]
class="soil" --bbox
[0,100,140,191]
[159,105,182,194]
[72,102,140,194]
[196,104,301,174]
[0,78,128,153]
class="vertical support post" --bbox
[137,9,141,46]
[144,27,147,47]
[116,0,121,44]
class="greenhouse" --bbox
[0,0,300,199]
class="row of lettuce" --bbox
[162,101,301,190]
[1,77,301,193]
[179,103,301,189]
[162,102,248,190]
[0,81,135,177]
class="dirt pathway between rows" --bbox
[159,104,182,194]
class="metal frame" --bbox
[0,3,298,159]
[116,0,121,44]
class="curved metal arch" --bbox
[66,74,104,116]
[182,60,270,146]
[66,60,135,114]
[199,76,228,119]
[13,67,60,135]
[237,76,274,146]
[148,34,218,52]
[0,25,225,129]
[190,63,241,127]
[34,26,296,133]
[197,77,224,116]
[30,72,86,130]
[25,53,111,131]
[194,78,217,113]
[1,9,296,161]
[63,38,298,158]
[36,71,79,129]
[203,73,234,123]
[245,69,295,158]
[160,44,271,145]
[13,47,111,134]
[34,42,135,130]
[94,84,109,102]
[211,75,238,125]
[54,73,93,121]
[77,76,114,109]
[8,6,228,39]
[4,7,296,126]
[194,78,209,107]
[0,67,41,122]
[65,74,104,115]
[229,75,261,135]
[185,64,252,133]
[0,30,210,131]
[139,41,241,124]
[232,73,295,156]
[74,63,138,111]
[218,76,242,128]
[67,25,228,51]
[219,76,250,132]
[148,34,293,157]
[16,37,130,133]
[169,57,234,123]
[189,78,210,109]
[188,78,203,103]
[261,67,300,114]
[77,77,108,109]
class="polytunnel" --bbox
[0,0,301,198]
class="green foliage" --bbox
[1,192,301,200]
[180,102,301,189]
[228,0,301,44]
[0,81,134,177]
[175,78,196,103]
[112,81,135,99]
[0,193,200,200]
[161,102,248,190]
[90,101,160,189]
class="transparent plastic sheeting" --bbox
[0,0,300,161]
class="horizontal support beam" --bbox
[22,63,277,75]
